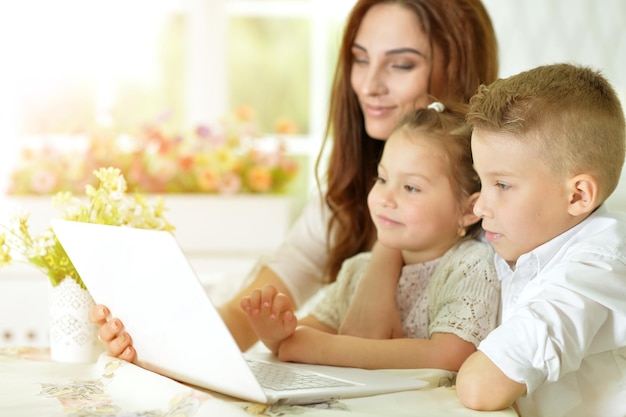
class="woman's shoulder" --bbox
[339,252,372,273]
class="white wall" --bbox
[483,0,626,211]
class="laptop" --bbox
[51,219,428,405]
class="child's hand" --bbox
[240,284,297,354]
[88,304,137,363]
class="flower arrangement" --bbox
[8,110,299,196]
[0,167,174,288]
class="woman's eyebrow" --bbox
[352,43,426,58]
[386,47,425,58]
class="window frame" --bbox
[185,0,355,191]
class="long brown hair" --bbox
[317,0,498,282]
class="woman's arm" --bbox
[338,241,404,338]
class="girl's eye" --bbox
[374,176,386,184]
[404,185,420,193]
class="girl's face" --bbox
[351,3,434,140]
[368,130,466,264]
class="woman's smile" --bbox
[362,103,397,117]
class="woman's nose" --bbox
[361,66,387,96]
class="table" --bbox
[0,347,517,417]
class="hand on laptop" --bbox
[240,284,298,355]
[89,304,137,363]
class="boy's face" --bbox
[471,129,574,266]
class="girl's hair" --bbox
[317,0,498,282]
[396,102,482,238]
[467,63,626,204]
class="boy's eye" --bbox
[496,182,511,190]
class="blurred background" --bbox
[0,0,624,207]
[0,0,624,348]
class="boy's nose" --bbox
[473,194,488,218]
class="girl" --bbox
[241,102,499,371]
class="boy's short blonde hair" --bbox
[467,63,626,204]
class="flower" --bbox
[8,109,300,196]
[0,167,175,288]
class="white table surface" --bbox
[0,346,517,417]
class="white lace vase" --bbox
[48,278,102,363]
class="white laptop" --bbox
[51,219,428,405]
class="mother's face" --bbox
[350,3,434,140]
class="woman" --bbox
[91,0,498,359]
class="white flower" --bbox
[0,167,175,287]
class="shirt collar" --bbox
[495,205,608,275]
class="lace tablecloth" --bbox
[0,347,517,417]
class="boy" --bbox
[456,63,626,417]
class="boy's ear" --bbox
[567,174,599,216]
[461,192,481,227]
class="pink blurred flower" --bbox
[218,172,243,194]
[196,168,220,192]
[30,168,59,194]
[8,109,299,195]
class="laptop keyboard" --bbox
[247,360,356,391]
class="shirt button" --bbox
[512,296,519,302]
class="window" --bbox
[0,0,355,196]
[189,0,356,192]
[0,1,185,193]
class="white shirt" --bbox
[478,206,626,417]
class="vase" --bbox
[48,277,102,363]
